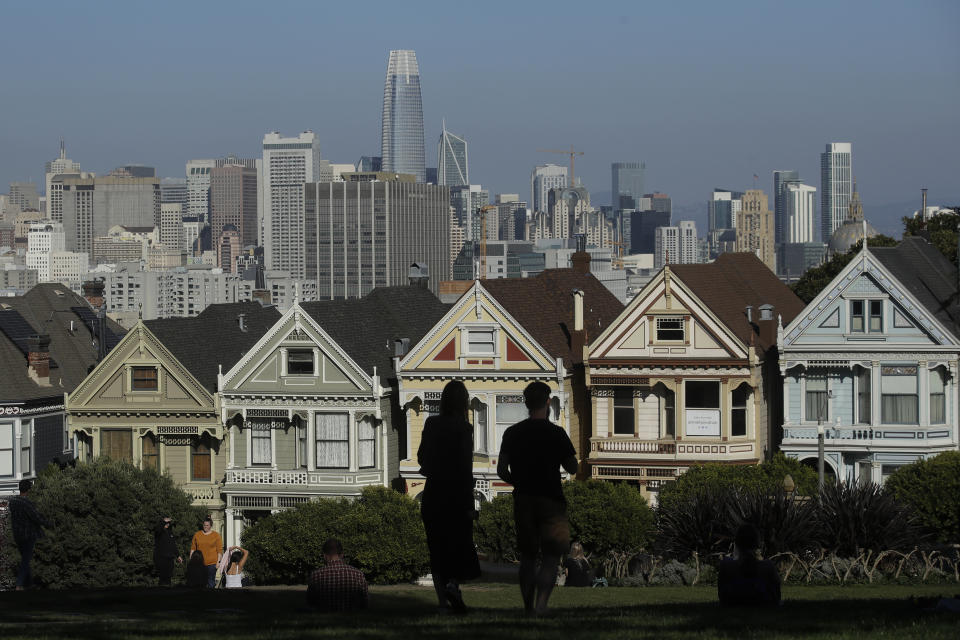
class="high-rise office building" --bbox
[821,142,852,243]
[159,203,183,252]
[773,170,800,245]
[783,182,817,244]
[630,210,671,255]
[450,185,489,240]
[218,225,241,273]
[210,164,257,248]
[305,177,450,298]
[261,131,332,279]
[530,164,568,214]
[186,159,216,222]
[655,221,698,269]
[9,182,39,211]
[735,190,776,272]
[44,139,82,209]
[611,162,645,210]
[437,122,468,186]
[160,178,188,212]
[381,50,425,183]
[60,175,160,254]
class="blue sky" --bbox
[1,0,958,235]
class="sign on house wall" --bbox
[686,409,720,437]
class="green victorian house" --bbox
[66,302,280,531]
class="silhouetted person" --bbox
[9,479,50,590]
[417,380,480,613]
[185,550,207,588]
[153,516,182,586]
[497,381,577,616]
[718,524,781,607]
[307,538,368,612]
[562,541,594,587]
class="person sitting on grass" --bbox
[223,546,249,589]
[717,524,781,607]
[185,550,208,588]
[307,538,369,612]
[562,542,594,587]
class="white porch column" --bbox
[228,423,236,469]
[918,362,928,427]
[871,362,881,426]
[349,413,357,472]
[270,424,278,470]
[307,410,316,471]
[225,508,235,547]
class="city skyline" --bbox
[1,1,957,238]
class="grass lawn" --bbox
[0,583,958,639]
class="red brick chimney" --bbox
[571,234,591,274]
[28,334,51,386]
[82,279,105,310]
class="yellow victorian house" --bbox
[398,257,623,503]
[66,302,280,530]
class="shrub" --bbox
[656,485,736,560]
[564,480,655,557]
[25,458,202,588]
[474,494,517,562]
[885,451,960,544]
[816,481,924,555]
[241,486,428,585]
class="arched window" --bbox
[930,367,947,425]
[192,437,211,481]
[731,384,751,437]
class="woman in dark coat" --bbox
[417,380,481,613]
[153,517,181,586]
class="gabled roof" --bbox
[0,284,127,403]
[300,286,450,377]
[144,302,280,392]
[670,253,806,355]
[871,237,960,340]
[480,268,624,364]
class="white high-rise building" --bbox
[186,159,216,221]
[530,164,568,214]
[784,183,817,244]
[821,142,852,242]
[44,139,82,222]
[260,131,332,279]
[26,222,66,282]
[654,220,698,269]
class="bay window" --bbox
[358,418,376,468]
[930,367,946,425]
[316,413,349,469]
[856,368,872,424]
[806,373,828,422]
[881,366,918,424]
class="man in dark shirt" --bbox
[8,479,49,590]
[307,538,369,612]
[497,381,578,616]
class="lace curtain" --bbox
[316,413,349,468]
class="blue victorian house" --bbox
[777,236,960,483]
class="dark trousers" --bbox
[206,564,217,588]
[156,557,175,586]
[16,538,35,588]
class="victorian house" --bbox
[778,237,960,484]
[217,286,448,546]
[585,253,805,503]
[66,301,280,530]
[1,283,124,495]
[397,257,623,503]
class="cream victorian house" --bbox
[397,258,623,502]
[66,302,280,530]
[585,253,805,503]
[217,286,448,546]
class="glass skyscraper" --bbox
[381,50,425,183]
[611,162,645,210]
[437,122,468,186]
[821,142,852,243]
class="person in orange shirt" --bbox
[190,516,223,588]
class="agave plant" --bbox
[815,481,925,556]
[655,485,736,561]
[725,487,820,556]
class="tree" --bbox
[903,209,960,267]
[791,235,898,304]
[885,451,960,544]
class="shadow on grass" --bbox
[1,586,958,640]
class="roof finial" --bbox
[138,302,142,320]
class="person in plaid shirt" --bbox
[307,538,368,612]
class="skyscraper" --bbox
[530,164,568,214]
[210,164,257,248]
[735,190,776,272]
[381,50,425,183]
[261,131,332,279]
[8,182,39,211]
[783,182,817,244]
[437,122,468,186]
[611,162,645,210]
[44,138,81,213]
[821,142,852,243]
[60,175,160,254]
[186,159,216,222]
[655,221,698,269]
[773,170,800,245]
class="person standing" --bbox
[417,380,481,613]
[497,381,577,616]
[8,479,50,590]
[153,516,182,586]
[190,516,222,588]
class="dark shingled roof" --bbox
[0,284,127,403]
[670,253,806,355]
[481,268,624,364]
[145,302,280,393]
[300,286,450,378]
[871,236,960,340]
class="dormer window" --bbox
[287,349,315,375]
[132,367,158,391]
[851,300,882,333]
[655,316,684,342]
[466,329,495,355]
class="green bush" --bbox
[564,480,655,557]
[885,451,960,544]
[25,458,202,588]
[657,453,818,511]
[241,486,428,585]
[816,481,923,555]
[474,493,517,562]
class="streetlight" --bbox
[817,389,833,491]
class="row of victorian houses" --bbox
[2,237,958,545]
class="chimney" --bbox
[27,334,51,386]
[745,305,753,324]
[252,289,272,306]
[571,236,591,275]
[394,337,411,357]
[82,279,105,310]
[571,289,586,359]
[237,313,246,332]
[757,304,776,347]
[408,262,429,288]
[572,289,584,332]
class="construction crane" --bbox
[537,145,584,187]
[475,205,498,279]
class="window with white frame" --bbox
[930,367,947,425]
[685,380,721,436]
[613,388,634,435]
[251,423,272,465]
[655,316,684,342]
[495,397,526,453]
[20,421,32,475]
[851,300,883,333]
[806,373,829,422]
[731,386,750,437]
[881,365,918,425]
[358,418,376,468]
[0,422,12,476]
[662,388,676,438]
[466,328,496,355]
[298,424,307,468]
[473,402,488,453]
[287,349,315,375]
[316,413,349,469]
[856,368,871,424]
